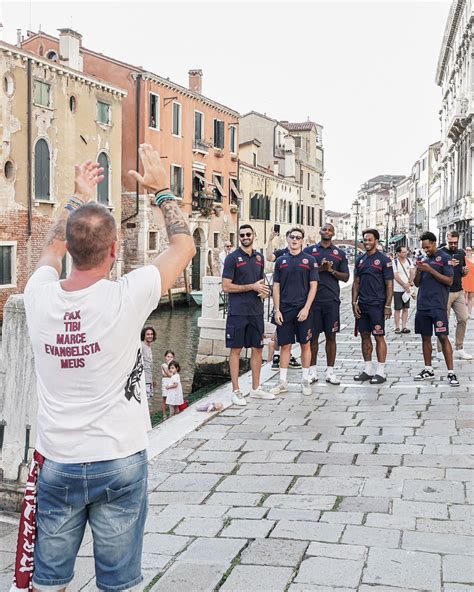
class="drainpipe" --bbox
[27,58,32,236]
[122,72,141,223]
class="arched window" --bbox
[97,152,110,205]
[34,139,50,200]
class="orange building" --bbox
[22,29,241,294]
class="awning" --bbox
[389,234,405,244]
[230,178,243,201]
[213,175,226,197]
[194,170,213,185]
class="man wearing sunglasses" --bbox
[269,228,319,396]
[265,229,303,371]
[304,223,350,385]
[222,225,275,405]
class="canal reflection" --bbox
[146,306,201,415]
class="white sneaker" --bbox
[231,390,247,406]
[455,349,473,360]
[250,386,275,400]
[301,379,312,396]
[269,381,288,395]
[325,374,341,385]
[309,373,319,384]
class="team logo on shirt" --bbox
[333,249,338,255]
[238,257,243,262]
[436,256,441,262]
[374,259,380,266]
[282,259,287,264]
[302,258,309,264]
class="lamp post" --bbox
[385,209,390,253]
[352,198,360,262]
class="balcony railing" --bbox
[192,192,214,212]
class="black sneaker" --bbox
[448,372,460,387]
[271,354,280,369]
[354,371,373,382]
[414,368,435,381]
[289,356,302,369]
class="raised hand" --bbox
[129,144,168,193]
[74,160,104,202]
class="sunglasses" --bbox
[240,232,252,238]
[288,235,303,240]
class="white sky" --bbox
[2,0,451,211]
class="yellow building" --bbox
[0,40,125,318]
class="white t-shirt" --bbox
[393,258,415,292]
[23,265,161,463]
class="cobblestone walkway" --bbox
[1,295,473,591]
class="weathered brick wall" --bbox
[0,208,51,322]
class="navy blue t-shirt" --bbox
[222,247,265,316]
[417,250,454,311]
[273,251,319,310]
[273,247,289,259]
[354,252,394,306]
[303,243,349,304]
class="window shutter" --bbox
[97,152,109,204]
[0,246,12,285]
[35,139,50,200]
[219,121,225,149]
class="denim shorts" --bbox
[32,450,148,592]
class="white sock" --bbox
[310,365,317,376]
[364,361,373,375]
[376,363,385,377]
[302,367,310,381]
[326,366,334,377]
[425,366,434,372]
[280,368,288,382]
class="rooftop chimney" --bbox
[188,69,203,94]
[16,29,22,47]
[58,28,83,71]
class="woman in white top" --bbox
[165,360,184,416]
[392,246,415,334]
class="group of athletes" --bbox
[222,222,462,406]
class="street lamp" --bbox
[385,209,390,252]
[352,198,360,261]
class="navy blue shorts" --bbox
[357,303,385,336]
[415,309,449,337]
[313,301,340,337]
[275,307,313,346]
[226,314,264,349]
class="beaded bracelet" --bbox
[64,196,85,211]
[154,193,177,207]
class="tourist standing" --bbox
[435,231,472,359]
[19,145,195,592]
[463,246,474,318]
[141,326,156,400]
[392,245,415,334]
[222,224,275,405]
[303,222,350,385]
[219,241,233,275]
[352,228,394,384]
[269,227,319,396]
[414,231,459,386]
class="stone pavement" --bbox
[1,293,473,591]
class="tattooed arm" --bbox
[36,161,104,274]
[129,144,196,295]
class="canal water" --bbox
[145,305,226,422]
